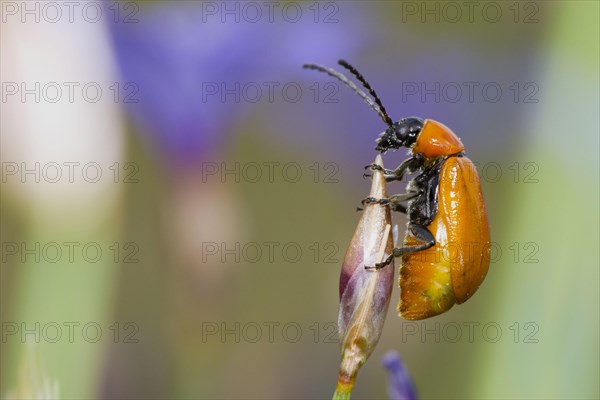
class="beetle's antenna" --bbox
[303,63,392,127]
[338,59,394,127]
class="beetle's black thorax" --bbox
[406,154,463,227]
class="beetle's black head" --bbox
[376,117,424,152]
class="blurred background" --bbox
[1,1,598,399]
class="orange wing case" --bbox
[399,156,490,320]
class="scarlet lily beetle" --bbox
[303,60,491,320]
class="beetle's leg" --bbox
[388,191,420,214]
[361,196,390,206]
[366,223,435,270]
[363,163,394,174]
[357,191,419,212]
[364,154,425,181]
[356,196,389,211]
[363,163,395,179]
[391,203,407,214]
[362,163,405,181]
[384,155,425,182]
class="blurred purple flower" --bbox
[104,2,363,169]
[382,351,417,400]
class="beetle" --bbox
[303,60,491,320]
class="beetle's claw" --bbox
[365,262,387,270]
[361,197,390,207]
[361,197,376,205]
[364,163,384,171]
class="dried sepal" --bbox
[334,154,394,399]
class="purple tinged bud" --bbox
[334,154,395,398]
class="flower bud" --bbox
[334,154,394,399]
